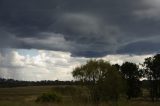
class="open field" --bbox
[0,86,160,106]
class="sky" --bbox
[0,0,159,81]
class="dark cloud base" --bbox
[0,0,160,57]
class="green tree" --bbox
[120,62,142,99]
[144,54,160,101]
[98,67,125,102]
[72,59,125,104]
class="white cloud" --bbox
[0,49,87,81]
[0,49,153,81]
[101,54,153,65]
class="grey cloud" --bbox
[118,41,160,54]
[134,0,160,20]
[0,0,160,57]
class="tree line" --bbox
[72,54,160,103]
[0,79,82,87]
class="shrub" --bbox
[35,92,62,103]
[52,86,90,103]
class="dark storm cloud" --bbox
[118,41,160,54]
[0,0,160,57]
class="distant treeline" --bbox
[0,78,82,87]
[0,77,150,89]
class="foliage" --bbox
[0,78,80,88]
[35,92,62,103]
[144,54,160,101]
[72,59,125,103]
[120,62,142,99]
[98,68,125,101]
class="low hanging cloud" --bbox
[0,0,160,57]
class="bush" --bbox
[35,92,62,103]
[52,86,90,103]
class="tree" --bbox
[120,62,142,99]
[72,59,125,104]
[144,54,160,101]
[98,67,125,102]
[112,64,120,71]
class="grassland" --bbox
[0,86,160,106]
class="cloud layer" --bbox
[0,0,160,57]
[0,49,87,80]
[0,49,152,81]
[1,0,160,80]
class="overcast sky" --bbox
[0,0,159,80]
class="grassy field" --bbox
[0,86,160,106]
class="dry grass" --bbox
[0,86,159,106]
